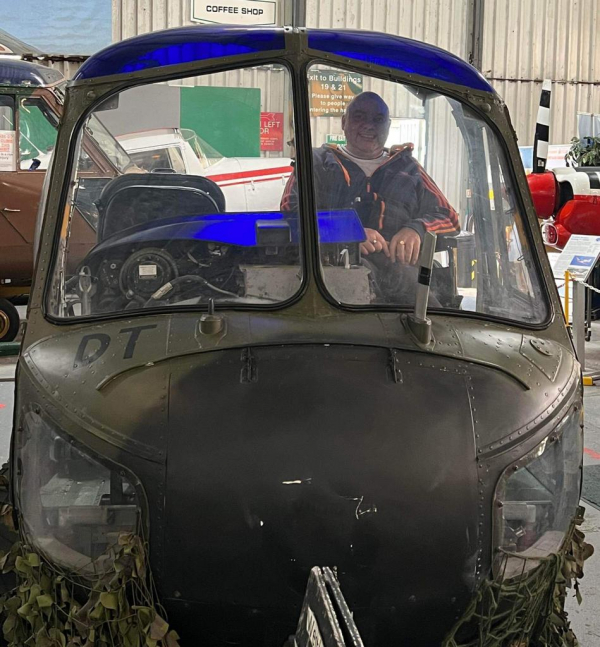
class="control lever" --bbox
[407,231,437,346]
[78,266,93,316]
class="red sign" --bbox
[260,112,284,151]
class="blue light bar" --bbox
[74,26,493,92]
[92,210,366,252]
[74,27,285,80]
[307,30,494,93]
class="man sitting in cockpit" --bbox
[281,92,459,303]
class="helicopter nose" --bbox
[158,343,480,646]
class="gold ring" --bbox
[399,240,406,245]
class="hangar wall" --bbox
[482,0,600,146]
[111,0,600,148]
[25,56,87,80]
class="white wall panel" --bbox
[31,58,85,80]
[483,0,600,146]
[114,0,284,40]
[490,79,600,147]
[306,0,469,58]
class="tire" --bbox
[0,298,20,342]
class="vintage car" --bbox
[0,60,293,341]
[0,59,132,340]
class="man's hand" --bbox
[389,228,421,265]
[360,228,390,257]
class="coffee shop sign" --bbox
[191,0,277,26]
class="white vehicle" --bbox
[117,128,293,212]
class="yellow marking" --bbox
[583,376,594,387]
[564,271,570,323]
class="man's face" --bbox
[342,96,391,158]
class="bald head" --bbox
[342,92,391,159]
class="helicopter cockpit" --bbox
[14,27,587,647]
[48,60,547,326]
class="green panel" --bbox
[180,87,261,158]
[0,342,20,357]
[19,103,57,161]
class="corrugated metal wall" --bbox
[114,0,182,40]
[306,0,469,58]
[111,0,600,148]
[39,58,85,79]
[23,56,86,80]
[482,0,600,145]
[113,0,285,40]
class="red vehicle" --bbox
[527,80,600,248]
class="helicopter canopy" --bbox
[46,28,548,326]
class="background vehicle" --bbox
[0,61,293,341]
[117,127,292,211]
[0,59,132,340]
[0,60,63,340]
[7,26,587,647]
[528,81,600,249]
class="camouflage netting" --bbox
[0,470,593,647]
[0,533,180,647]
[442,506,594,647]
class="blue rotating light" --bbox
[75,26,494,94]
[75,28,286,79]
[307,30,493,93]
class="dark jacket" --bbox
[281,144,460,241]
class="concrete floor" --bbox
[1,315,600,643]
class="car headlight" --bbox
[494,405,583,577]
[15,408,141,573]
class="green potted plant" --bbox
[565,136,600,167]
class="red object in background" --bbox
[260,112,284,152]
[555,196,600,236]
[542,221,559,246]
[527,171,559,219]
[542,221,570,249]
[554,222,571,249]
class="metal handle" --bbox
[2,208,20,213]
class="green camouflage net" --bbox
[442,506,594,647]
[0,533,180,647]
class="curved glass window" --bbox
[17,409,140,574]
[48,64,297,318]
[296,64,548,324]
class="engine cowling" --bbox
[555,196,600,236]
[527,171,559,219]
